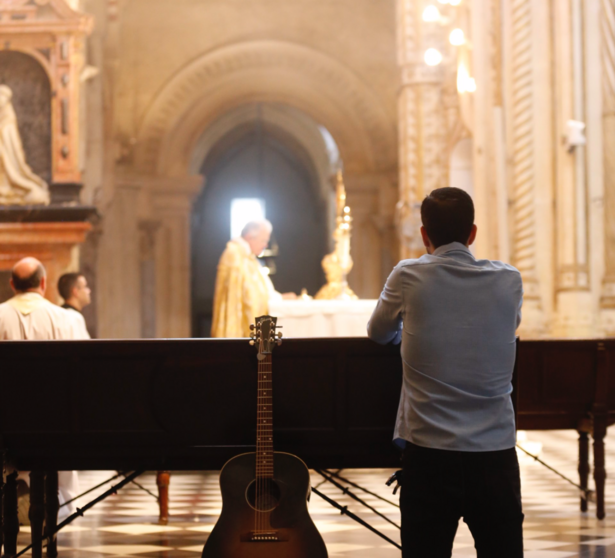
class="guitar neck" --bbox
[256,354,273,480]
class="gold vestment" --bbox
[211,238,273,338]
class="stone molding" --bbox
[134,40,395,177]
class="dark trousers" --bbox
[401,442,524,558]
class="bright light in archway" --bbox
[230,198,266,239]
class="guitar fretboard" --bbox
[256,354,273,480]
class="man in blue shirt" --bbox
[368,187,524,557]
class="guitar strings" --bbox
[255,354,274,534]
[255,340,262,534]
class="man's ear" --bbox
[467,224,478,246]
[40,275,46,294]
[420,226,432,249]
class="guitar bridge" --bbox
[248,531,280,542]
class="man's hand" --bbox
[282,292,298,300]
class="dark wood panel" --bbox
[0,337,613,472]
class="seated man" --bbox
[368,187,524,558]
[58,272,92,339]
[211,220,294,337]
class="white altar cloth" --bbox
[268,299,378,338]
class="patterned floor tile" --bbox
[10,429,615,557]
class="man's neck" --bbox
[65,298,82,312]
[16,289,44,297]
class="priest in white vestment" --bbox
[0,257,73,339]
[0,257,80,519]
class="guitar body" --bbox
[202,451,328,558]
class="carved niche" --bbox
[0,0,93,189]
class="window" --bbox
[230,198,266,239]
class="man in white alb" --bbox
[0,257,80,519]
[58,272,92,339]
[0,257,72,339]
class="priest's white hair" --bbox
[241,219,272,238]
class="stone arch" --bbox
[135,40,396,176]
[189,103,337,211]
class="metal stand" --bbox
[311,469,402,551]
[10,470,145,558]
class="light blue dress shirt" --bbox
[367,242,523,452]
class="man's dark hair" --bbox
[58,273,83,301]
[12,264,45,292]
[420,187,475,248]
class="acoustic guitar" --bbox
[202,315,328,558]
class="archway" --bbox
[126,40,396,338]
[191,104,337,336]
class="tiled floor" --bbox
[14,429,615,557]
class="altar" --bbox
[269,299,377,338]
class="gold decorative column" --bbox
[396,0,447,259]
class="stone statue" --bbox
[0,85,50,206]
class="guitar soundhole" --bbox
[245,479,281,512]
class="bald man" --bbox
[211,220,295,337]
[0,258,79,522]
[0,257,73,339]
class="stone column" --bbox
[503,0,548,337]
[139,220,161,338]
[600,0,615,333]
[97,180,142,338]
[345,172,396,298]
[552,0,595,336]
[396,0,447,259]
[151,176,203,338]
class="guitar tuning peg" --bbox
[249,340,255,346]
[276,339,282,346]
[277,332,283,339]
[250,324,255,330]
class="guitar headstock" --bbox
[250,315,282,356]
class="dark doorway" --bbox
[191,125,328,337]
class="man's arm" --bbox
[367,264,403,345]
